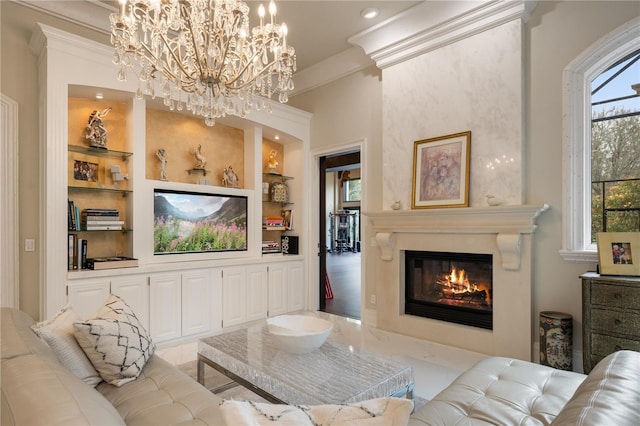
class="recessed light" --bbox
[361,7,379,19]
[95,92,104,100]
[274,135,280,140]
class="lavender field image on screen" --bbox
[154,189,247,254]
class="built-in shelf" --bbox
[68,186,132,196]
[263,173,294,181]
[68,144,133,160]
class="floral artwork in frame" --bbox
[412,131,471,209]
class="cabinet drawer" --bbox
[591,333,640,358]
[591,308,640,337]
[590,282,640,309]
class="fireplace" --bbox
[405,250,493,330]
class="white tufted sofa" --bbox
[409,350,640,425]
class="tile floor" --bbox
[156,312,488,401]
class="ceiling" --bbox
[19,0,421,73]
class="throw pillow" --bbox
[74,294,155,386]
[219,397,414,425]
[31,304,102,387]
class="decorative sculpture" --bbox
[222,166,240,188]
[156,149,168,181]
[194,144,206,169]
[84,107,112,148]
[267,149,279,173]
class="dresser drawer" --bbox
[590,282,640,310]
[591,333,640,357]
[590,308,640,337]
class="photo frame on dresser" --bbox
[411,131,471,209]
[597,232,640,276]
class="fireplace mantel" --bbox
[364,204,549,270]
[364,204,549,360]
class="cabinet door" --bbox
[67,279,110,318]
[149,273,182,342]
[222,267,246,328]
[286,261,305,312]
[182,270,210,336]
[268,263,287,317]
[110,275,149,330]
[246,265,268,322]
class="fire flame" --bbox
[437,266,492,306]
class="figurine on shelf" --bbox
[222,166,239,188]
[194,144,206,169]
[267,149,279,173]
[156,149,168,181]
[84,107,112,148]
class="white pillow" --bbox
[219,397,414,426]
[74,294,155,386]
[31,305,102,387]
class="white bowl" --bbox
[267,315,333,354]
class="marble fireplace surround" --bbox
[366,205,548,361]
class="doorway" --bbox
[319,151,361,319]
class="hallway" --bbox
[324,252,361,319]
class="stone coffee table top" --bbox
[198,313,414,405]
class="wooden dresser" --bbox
[581,272,640,373]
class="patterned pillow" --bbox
[31,305,102,387]
[74,294,155,386]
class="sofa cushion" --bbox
[408,356,586,426]
[31,305,102,387]
[1,353,125,426]
[97,355,227,425]
[220,397,414,425]
[551,350,640,426]
[1,308,57,362]
[74,294,155,386]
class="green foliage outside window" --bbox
[590,107,640,243]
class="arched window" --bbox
[561,18,640,262]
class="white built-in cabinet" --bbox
[67,259,302,344]
[221,265,268,328]
[268,261,305,316]
[33,25,310,342]
[67,274,149,328]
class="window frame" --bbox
[343,178,362,203]
[561,17,640,263]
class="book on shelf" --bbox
[84,225,123,231]
[261,240,281,254]
[84,220,124,226]
[68,200,82,231]
[68,235,89,270]
[81,209,119,217]
[86,257,139,270]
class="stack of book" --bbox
[82,209,124,230]
[264,216,284,228]
[262,240,281,254]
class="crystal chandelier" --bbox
[109,0,296,126]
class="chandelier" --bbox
[109,0,296,126]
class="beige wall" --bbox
[291,1,639,364]
[527,1,638,361]
[1,2,110,319]
[2,1,638,362]
[289,65,382,311]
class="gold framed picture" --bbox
[597,232,640,276]
[412,131,471,209]
[68,151,105,188]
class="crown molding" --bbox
[349,0,537,69]
[13,0,114,34]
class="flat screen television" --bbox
[154,188,248,255]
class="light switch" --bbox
[25,239,35,252]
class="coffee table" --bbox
[197,318,414,405]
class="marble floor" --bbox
[156,311,488,401]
